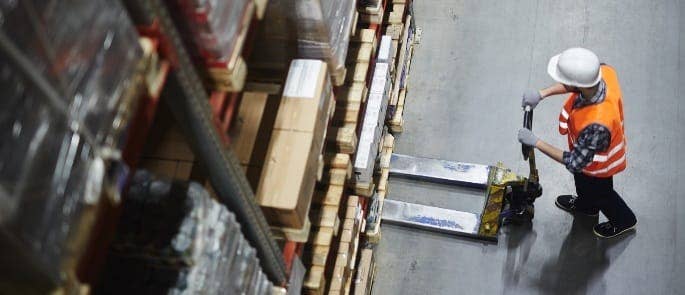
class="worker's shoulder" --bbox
[600,63,619,80]
[600,63,618,72]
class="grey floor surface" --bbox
[372,1,684,294]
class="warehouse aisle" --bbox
[373,1,684,294]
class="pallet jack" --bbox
[381,107,542,241]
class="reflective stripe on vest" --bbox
[592,139,625,162]
[558,65,627,178]
[584,154,626,176]
[558,96,575,135]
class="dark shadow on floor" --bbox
[501,222,538,289]
[526,216,634,295]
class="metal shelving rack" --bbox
[109,0,290,286]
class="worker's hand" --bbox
[518,129,539,147]
[521,90,542,109]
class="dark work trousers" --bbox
[573,173,637,228]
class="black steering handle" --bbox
[522,106,534,160]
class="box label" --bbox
[378,36,392,61]
[284,59,323,99]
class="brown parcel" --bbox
[256,60,333,228]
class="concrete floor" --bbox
[373,1,684,294]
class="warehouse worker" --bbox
[517,47,637,238]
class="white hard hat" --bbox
[547,47,602,88]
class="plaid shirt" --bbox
[562,80,612,173]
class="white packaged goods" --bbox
[354,61,392,183]
[283,60,325,99]
[377,36,393,63]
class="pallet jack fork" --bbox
[381,108,542,242]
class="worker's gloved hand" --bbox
[521,90,542,109]
[518,129,539,147]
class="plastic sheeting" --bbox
[252,0,356,75]
[100,171,273,294]
[176,0,252,60]
[0,0,141,290]
[1,0,142,145]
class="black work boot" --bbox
[555,195,599,217]
[593,220,637,238]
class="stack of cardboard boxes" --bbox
[256,60,334,229]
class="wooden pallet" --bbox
[327,123,358,155]
[209,57,248,92]
[272,217,313,243]
[352,248,375,295]
[352,29,379,57]
[352,128,394,198]
[306,108,371,294]
[302,200,344,294]
[329,24,376,152]
[388,12,414,133]
[305,14,387,295]
[387,3,406,24]
[231,92,270,164]
[353,181,376,198]
[345,33,373,86]
[389,14,412,107]
[327,196,363,295]
[206,1,255,92]
[302,154,350,294]
[139,115,196,181]
[331,7,363,87]
[388,43,413,133]
[364,133,394,243]
[388,86,407,133]
[230,91,283,192]
[359,1,384,25]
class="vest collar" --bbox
[573,79,606,109]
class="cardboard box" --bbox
[256,60,333,228]
[257,129,320,227]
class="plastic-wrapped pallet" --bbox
[0,0,141,292]
[251,0,356,78]
[99,171,273,294]
[175,0,252,61]
[311,0,357,78]
[1,0,142,145]
[359,0,381,9]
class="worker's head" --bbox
[547,47,601,91]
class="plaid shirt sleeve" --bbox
[562,123,611,173]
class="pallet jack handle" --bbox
[522,106,539,188]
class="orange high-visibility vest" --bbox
[558,65,627,178]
